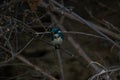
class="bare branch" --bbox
[0,45,57,80]
[40,0,120,48]
[55,49,64,80]
[17,55,57,80]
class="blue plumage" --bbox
[50,27,64,47]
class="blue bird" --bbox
[50,27,64,49]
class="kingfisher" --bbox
[50,27,64,49]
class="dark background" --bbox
[0,0,120,80]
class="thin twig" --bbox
[0,45,57,80]
[35,31,106,39]
[48,11,101,73]
[0,35,35,64]
[89,67,120,80]
[55,49,64,80]
[102,19,120,33]
[85,7,120,40]
[41,0,120,48]
[7,71,29,80]
[0,28,14,57]
[17,55,57,80]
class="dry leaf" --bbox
[27,0,40,12]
